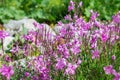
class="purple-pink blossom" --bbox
[24,72,30,77]
[55,58,67,70]
[10,46,19,53]
[101,33,108,42]
[0,65,14,80]
[4,55,12,62]
[112,55,116,60]
[0,30,9,39]
[70,39,81,55]
[68,0,75,12]
[23,31,36,42]
[77,58,82,65]
[91,50,100,59]
[103,65,114,75]
[113,72,120,80]
[57,44,70,58]
[90,10,99,21]
[112,11,120,23]
[65,63,78,75]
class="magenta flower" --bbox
[70,39,81,55]
[90,10,99,21]
[4,55,12,62]
[101,33,108,42]
[112,11,120,23]
[76,58,82,65]
[10,46,19,53]
[74,14,78,19]
[103,65,114,75]
[57,21,63,26]
[91,42,97,49]
[91,50,100,59]
[70,45,81,55]
[33,22,38,27]
[23,31,36,42]
[32,55,51,80]
[57,44,70,58]
[65,63,77,75]
[104,65,120,80]
[55,58,67,70]
[0,65,14,80]
[112,55,116,60]
[24,72,30,77]
[113,72,120,80]
[23,45,29,56]
[68,0,75,12]
[33,22,44,30]
[59,28,67,37]
[90,36,97,44]
[0,30,9,39]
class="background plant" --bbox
[1,0,120,24]
[0,0,69,24]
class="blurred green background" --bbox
[0,0,120,24]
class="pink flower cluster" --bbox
[0,65,14,80]
[104,65,120,80]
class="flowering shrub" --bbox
[0,0,120,80]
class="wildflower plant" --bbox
[0,0,120,80]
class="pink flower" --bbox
[0,65,14,80]
[74,14,78,19]
[101,33,108,42]
[70,39,81,55]
[4,55,12,62]
[65,63,77,75]
[57,21,63,26]
[23,31,36,42]
[10,46,19,53]
[55,58,67,70]
[90,10,99,21]
[68,0,75,12]
[113,72,120,80]
[77,58,82,65]
[0,30,9,39]
[33,22,38,27]
[112,11,120,23]
[57,44,70,58]
[112,55,116,60]
[24,72,30,77]
[70,46,81,55]
[90,36,97,44]
[91,50,100,59]
[103,65,114,75]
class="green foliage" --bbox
[1,0,120,23]
[0,0,69,24]
[74,0,120,21]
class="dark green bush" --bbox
[0,0,120,24]
[74,0,120,21]
[0,0,69,24]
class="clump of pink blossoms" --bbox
[0,64,14,80]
